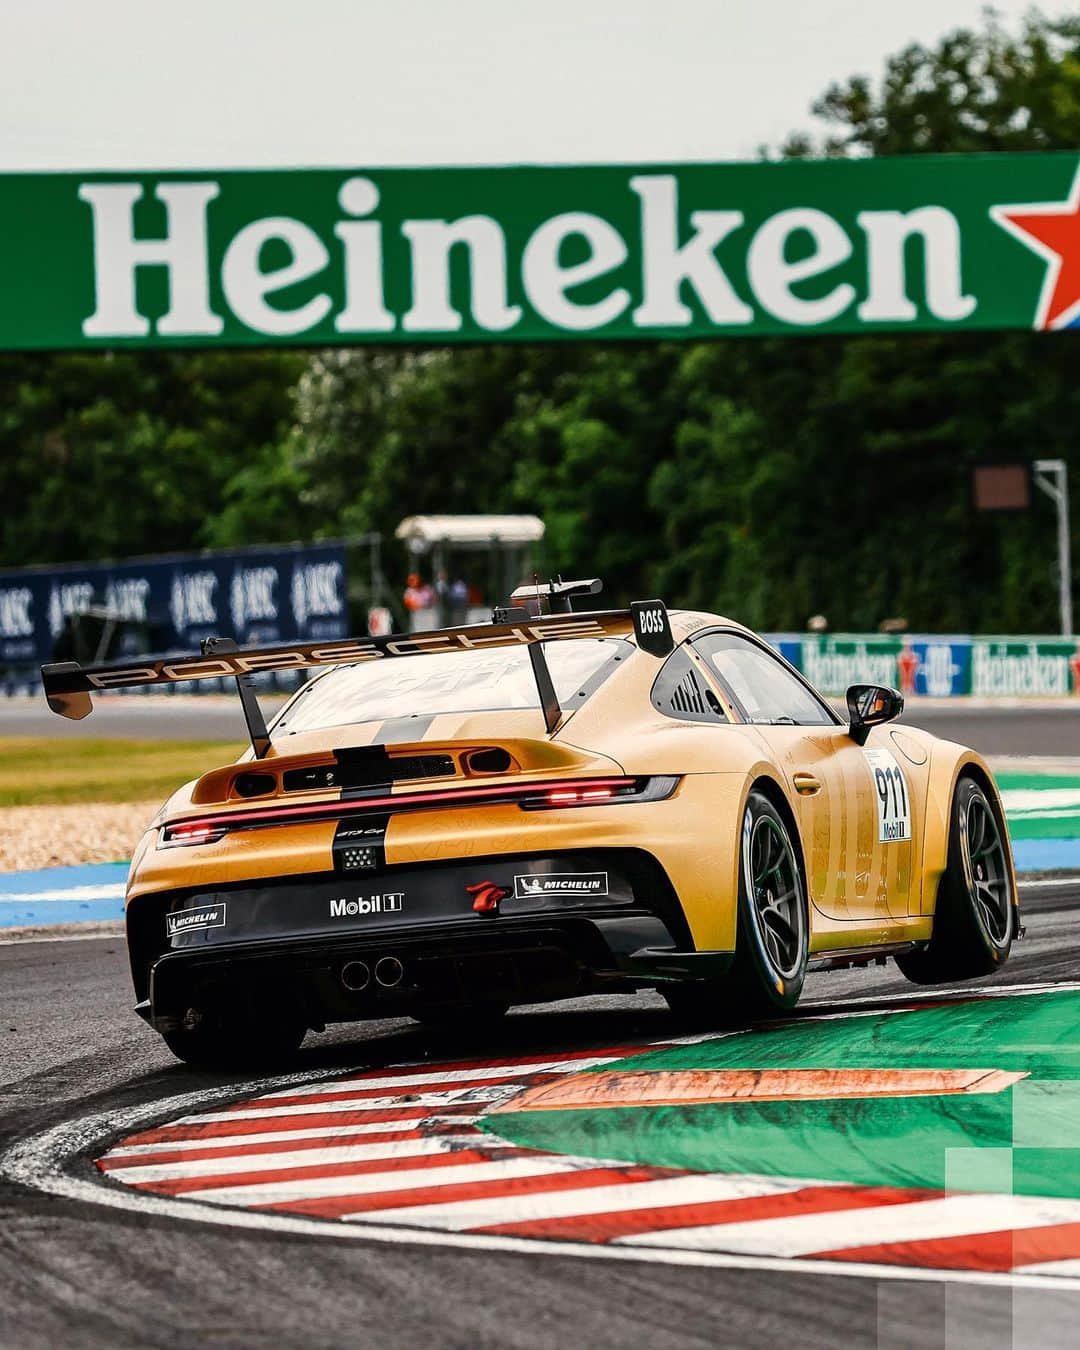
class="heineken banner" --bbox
[0,542,347,670]
[1,152,1079,350]
[771,635,1080,698]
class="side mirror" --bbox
[846,684,904,745]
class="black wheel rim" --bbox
[742,811,805,979]
[961,790,1012,946]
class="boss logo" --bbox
[329,893,404,918]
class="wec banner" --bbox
[0,541,347,670]
[1,153,1079,350]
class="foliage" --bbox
[4,11,1080,633]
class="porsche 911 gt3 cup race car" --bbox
[41,580,1018,1066]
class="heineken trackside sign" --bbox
[1,152,1079,350]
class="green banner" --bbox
[798,635,904,695]
[1,152,1079,350]
[970,638,1080,697]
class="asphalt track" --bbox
[2,881,1079,1349]
[3,693,1080,758]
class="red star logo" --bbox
[991,165,1080,330]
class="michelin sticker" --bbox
[166,903,227,937]
[514,873,608,899]
[863,748,911,843]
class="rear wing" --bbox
[41,599,674,748]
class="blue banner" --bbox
[0,541,348,670]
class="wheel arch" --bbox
[747,773,809,890]
[922,747,1017,922]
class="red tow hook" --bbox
[467,881,508,915]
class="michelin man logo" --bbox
[291,560,344,628]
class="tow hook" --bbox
[467,881,508,915]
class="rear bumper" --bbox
[129,849,730,1031]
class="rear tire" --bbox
[162,1010,307,1069]
[664,790,808,1026]
[896,774,1015,985]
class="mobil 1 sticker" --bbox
[863,748,911,843]
[514,872,608,899]
[167,902,227,937]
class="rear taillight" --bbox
[518,776,679,810]
[159,775,680,847]
[166,822,227,846]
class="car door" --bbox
[691,631,914,922]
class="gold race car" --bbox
[42,581,1018,1066]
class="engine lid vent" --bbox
[283,750,456,794]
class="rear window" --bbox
[274,638,627,736]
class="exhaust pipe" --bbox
[374,956,404,988]
[341,960,371,992]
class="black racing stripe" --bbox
[332,814,388,874]
[371,716,435,745]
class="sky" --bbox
[0,1,1076,171]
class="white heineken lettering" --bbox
[748,208,855,325]
[222,216,331,336]
[79,182,223,338]
[334,178,395,333]
[971,643,1069,697]
[801,643,897,695]
[522,212,630,330]
[630,175,752,327]
[857,207,977,322]
[77,173,984,341]
[402,216,521,333]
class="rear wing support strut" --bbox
[202,637,271,759]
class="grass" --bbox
[0,737,240,806]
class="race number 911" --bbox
[863,748,912,843]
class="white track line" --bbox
[185,1155,577,1207]
[1023,1258,1080,1276]
[178,1085,514,1123]
[106,1134,509,1185]
[621,1194,1080,1255]
[351,1172,806,1231]
[251,1057,620,1099]
[6,1086,1080,1291]
[12,989,1080,1291]
[101,1116,474,1158]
